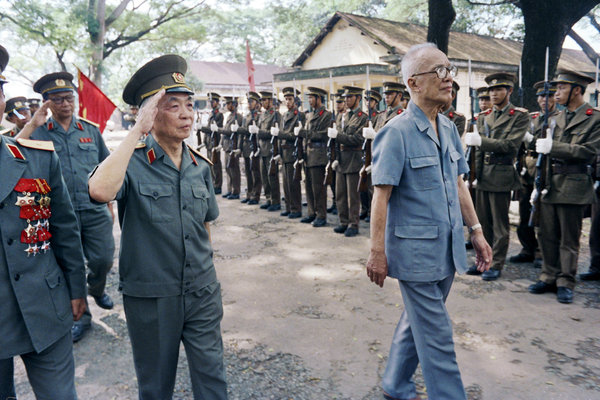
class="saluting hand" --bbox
[30,100,51,128]
[135,88,165,137]
[366,249,388,287]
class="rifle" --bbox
[226,112,239,169]
[209,94,220,164]
[293,128,304,182]
[358,97,374,192]
[324,72,336,186]
[464,59,477,193]
[249,116,259,170]
[513,61,526,200]
[269,92,280,176]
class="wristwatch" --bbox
[468,223,482,234]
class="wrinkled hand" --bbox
[464,131,482,147]
[366,249,388,287]
[327,123,338,139]
[136,89,165,136]
[270,122,280,137]
[471,231,492,272]
[536,135,553,154]
[30,100,52,128]
[71,298,86,321]
[362,121,376,140]
[523,131,534,145]
[231,120,239,133]
[293,121,302,136]
[249,121,259,135]
[210,122,218,133]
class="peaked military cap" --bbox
[122,54,193,106]
[307,87,327,97]
[365,90,382,103]
[27,98,41,107]
[485,72,515,89]
[0,45,8,85]
[452,81,460,93]
[476,86,490,98]
[335,89,345,103]
[259,91,274,99]
[342,86,363,97]
[533,81,557,96]
[382,82,405,94]
[247,91,261,102]
[551,68,594,88]
[403,90,410,99]
[5,96,29,115]
[34,72,76,97]
[207,92,221,101]
[224,96,238,103]
[282,87,300,97]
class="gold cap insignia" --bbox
[15,101,22,107]
[172,73,185,84]
[55,79,66,86]
[491,79,497,84]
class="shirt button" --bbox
[0,202,4,209]
[185,281,190,286]
[14,273,20,281]
[7,238,13,245]
[182,205,187,210]
[185,263,191,268]
[185,234,190,240]
[153,191,158,197]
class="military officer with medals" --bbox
[257,91,282,211]
[328,85,368,237]
[279,87,304,218]
[374,82,404,132]
[442,81,466,136]
[89,55,227,399]
[528,69,600,303]
[18,71,115,342]
[464,72,529,281]
[2,96,31,137]
[199,93,224,194]
[0,43,87,400]
[238,91,262,204]
[220,96,243,200]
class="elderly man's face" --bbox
[48,90,75,120]
[153,93,194,140]
[408,48,453,106]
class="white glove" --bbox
[253,150,260,158]
[536,134,553,154]
[523,131,534,145]
[210,122,218,132]
[464,131,482,147]
[331,160,339,171]
[231,120,239,133]
[233,149,242,156]
[293,121,302,137]
[327,123,338,139]
[270,122,280,137]
[365,165,372,174]
[214,145,223,152]
[197,143,206,150]
[201,118,209,128]
[273,154,281,162]
[362,121,376,140]
[529,188,538,205]
[249,121,259,135]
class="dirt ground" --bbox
[12,178,600,400]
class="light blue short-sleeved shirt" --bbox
[372,101,469,282]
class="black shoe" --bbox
[280,210,290,217]
[359,211,368,220]
[465,241,473,250]
[509,253,534,263]
[248,199,258,205]
[92,293,114,310]
[557,287,573,304]
[302,202,307,206]
[288,212,302,219]
[365,216,370,223]
[327,205,336,213]
[300,215,316,223]
[267,204,281,212]
[227,194,240,200]
[240,198,249,204]
[260,202,271,209]
[312,218,327,227]
[528,280,557,294]
[333,225,348,234]
[466,264,481,275]
[533,258,542,268]
[72,324,90,343]
[482,269,501,281]
[214,188,222,195]
[332,208,338,215]
[580,270,600,281]
[222,192,231,198]
[344,227,359,237]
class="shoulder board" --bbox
[78,117,100,129]
[0,128,12,136]
[187,144,213,166]
[595,107,600,112]
[530,111,540,117]
[513,107,528,113]
[135,142,146,149]
[454,111,464,117]
[16,138,55,151]
[478,109,491,116]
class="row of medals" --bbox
[16,191,52,257]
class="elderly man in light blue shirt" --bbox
[366,43,492,400]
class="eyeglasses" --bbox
[49,95,75,104]
[412,65,457,79]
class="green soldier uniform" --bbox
[220,96,243,199]
[361,90,382,222]
[31,72,115,341]
[199,93,224,194]
[237,91,261,204]
[374,82,404,132]
[334,86,368,236]
[2,97,31,137]
[442,82,466,136]
[257,91,282,211]
[100,54,227,398]
[467,87,492,134]
[471,73,529,279]
[529,69,600,303]
[279,87,304,217]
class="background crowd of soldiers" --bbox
[193,64,600,305]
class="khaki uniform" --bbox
[374,105,403,131]
[221,111,243,196]
[238,109,261,201]
[537,104,600,289]
[279,108,304,213]
[442,106,466,137]
[304,106,332,219]
[258,108,281,205]
[199,109,224,191]
[475,103,529,270]
[336,107,368,228]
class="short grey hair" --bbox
[401,43,439,89]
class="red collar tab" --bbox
[6,144,25,160]
[486,109,492,115]
[47,121,54,131]
[319,109,324,116]
[189,149,198,166]
[14,178,51,194]
[474,115,478,121]
[358,111,363,117]
[532,113,538,119]
[79,137,93,143]
[586,108,593,116]
[398,109,403,114]
[76,121,84,130]
[269,109,274,114]
[214,109,219,114]
[294,110,298,115]
[509,109,515,116]
[449,111,454,118]
[147,148,156,164]
[371,111,377,117]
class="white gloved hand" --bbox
[293,121,302,137]
[529,188,539,205]
[331,160,339,171]
[536,134,553,154]
[327,123,338,139]
[201,118,209,128]
[231,120,239,133]
[214,145,223,152]
[233,149,242,156]
[210,122,218,132]
[253,150,260,158]
[270,122,280,137]
[362,121,376,140]
[365,165,372,174]
[273,154,281,162]
[249,121,259,135]
[464,131,482,147]
[197,143,206,150]
[523,131,534,145]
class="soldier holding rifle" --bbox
[221,96,242,200]
[199,93,224,194]
[257,91,281,211]
[239,91,262,205]
[359,90,381,222]
[279,87,304,218]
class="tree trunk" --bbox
[569,29,599,65]
[427,0,456,54]
[88,0,106,87]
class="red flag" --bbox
[77,69,116,133]
[246,40,256,92]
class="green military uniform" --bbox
[257,91,281,208]
[237,92,261,203]
[32,72,115,335]
[535,70,600,292]
[279,87,305,216]
[199,93,224,194]
[220,97,243,199]
[374,82,405,132]
[361,90,382,221]
[335,86,368,233]
[442,81,466,136]
[475,73,529,273]
[116,55,227,398]
[467,87,492,134]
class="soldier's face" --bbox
[479,97,491,110]
[153,93,194,140]
[48,91,75,119]
[400,98,409,108]
[308,95,317,108]
[8,109,31,129]
[384,92,399,107]
[345,95,357,109]
[0,86,4,115]
[554,83,580,106]
[489,87,510,107]
[285,96,294,109]
[336,101,345,113]
[537,94,555,111]
[249,99,258,110]
[262,98,271,109]
[369,99,378,109]
[226,102,235,112]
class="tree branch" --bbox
[588,11,600,33]
[568,28,599,65]
[105,0,131,27]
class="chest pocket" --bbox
[139,183,174,223]
[409,155,440,190]
[449,150,461,177]
[77,142,99,164]
[192,185,209,221]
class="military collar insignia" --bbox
[6,143,25,160]
[269,109,274,114]
[47,121,54,131]
[319,109,324,116]
[474,116,478,121]
[449,111,454,118]
[188,148,198,166]
[486,109,492,115]
[509,109,515,116]
[586,108,593,116]
[398,109,403,114]
[371,111,377,117]
[294,110,298,115]
[147,148,157,164]
[358,111,363,117]
[187,144,213,165]
[532,112,539,119]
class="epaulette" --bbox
[187,144,213,166]
[135,142,146,149]
[16,138,55,151]
[78,117,100,129]
[530,111,540,118]
[454,111,464,117]
[478,109,491,116]
[0,128,13,136]
[513,107,528,113]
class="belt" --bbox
[483,153,513,165]
[526,150,538,157]
[308,142,327,148]
[340,145,361,151]
[551,162,590,175]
